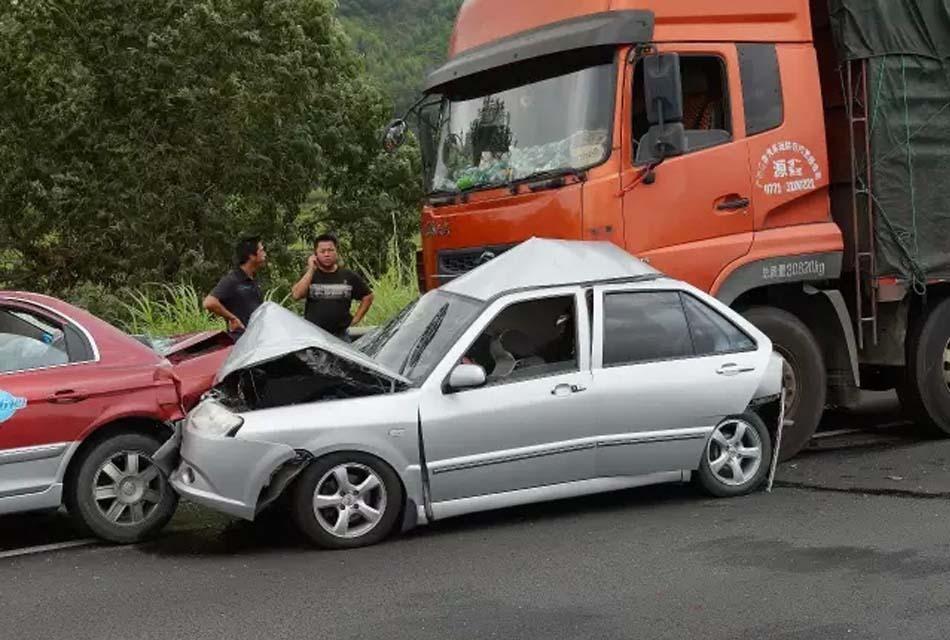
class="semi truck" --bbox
[383,0,950,458]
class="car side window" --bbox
[681,295,756,355]
[462,295,577,386]
[0,306,70,373]
[602,291,692,366]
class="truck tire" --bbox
[742,307,825,460]
[65,432,178,544]
[899,297,950,436]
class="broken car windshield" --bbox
[357,291,481,384]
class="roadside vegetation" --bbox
[0,0,425,335]
[107,234,417,337]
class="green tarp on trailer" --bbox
[829,0,950,283]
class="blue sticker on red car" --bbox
[0,390,27,423]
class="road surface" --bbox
[3,402,950,640]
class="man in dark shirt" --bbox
[292,233,373,339]
[203,236,266,338]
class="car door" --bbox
[0,301,99,511]
[588,282,767,478]
[418,287,598,515]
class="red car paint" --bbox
[0,291,230,513]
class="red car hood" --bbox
[161,330,234,410]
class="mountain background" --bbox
[338,0,464,114]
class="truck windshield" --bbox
[428,49,616,194]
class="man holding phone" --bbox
[291,233,374,340]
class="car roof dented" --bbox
[440,237,661,302]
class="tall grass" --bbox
[119,249,418,338]
[357,234,418,327]
[120,283,219,336]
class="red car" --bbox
[0,291,230,542]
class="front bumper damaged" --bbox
[169,425,298,521]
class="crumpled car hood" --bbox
[216,302,410,385]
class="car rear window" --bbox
[681,295,755,356]
[602,291,693,366]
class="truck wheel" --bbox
[899,297,950,436]
[292,452,403,550]
[66,433,178,544]
[743,307,825,460]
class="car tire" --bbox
[66,432,178,544]
[696,412,772,498]
[742,306,825,460]
[292,452,403,550]
[899,298,950,437]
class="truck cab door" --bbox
[621,44,754,293]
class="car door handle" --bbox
[716,197,750,211]
[716,363,755,377]
[551,383,586,396]
[48,389,88,404]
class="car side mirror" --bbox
[382,119,408,153]
[447,363,487,392]
[640,53,687,163]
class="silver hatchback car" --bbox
[167,239,784,549]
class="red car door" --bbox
[0,302,102,511]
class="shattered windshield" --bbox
[427,48,616,194]
[358,290,481,384]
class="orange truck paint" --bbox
[420,0,841,296]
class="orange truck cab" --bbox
[386,0,950,458]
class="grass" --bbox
[120,283,220,337]
[119,251,418,338]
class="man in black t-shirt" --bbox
[291,234,374,339]
[203,236,266,338]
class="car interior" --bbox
[0,306,69,373]
[462,295,578,384]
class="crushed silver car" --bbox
[168,238,784,549]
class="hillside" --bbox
[338,0,463,113]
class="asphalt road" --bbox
[3,399,950,640]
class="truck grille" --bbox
[437,244,515,281]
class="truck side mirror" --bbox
[644,53,684,125]
[382,119,408,153]
[639,53,687,163]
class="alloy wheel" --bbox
[312,463,388,539]
[92,451,164,525]
[706,418,764,487]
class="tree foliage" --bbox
[338,0,462,114]
[0,0,421,295]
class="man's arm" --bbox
[292,256,318,301]
[349,273,374,326]
[203,295,244,332]
[351,292,374,326]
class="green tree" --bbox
[0,0,419,296]
[338,0,462,114]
